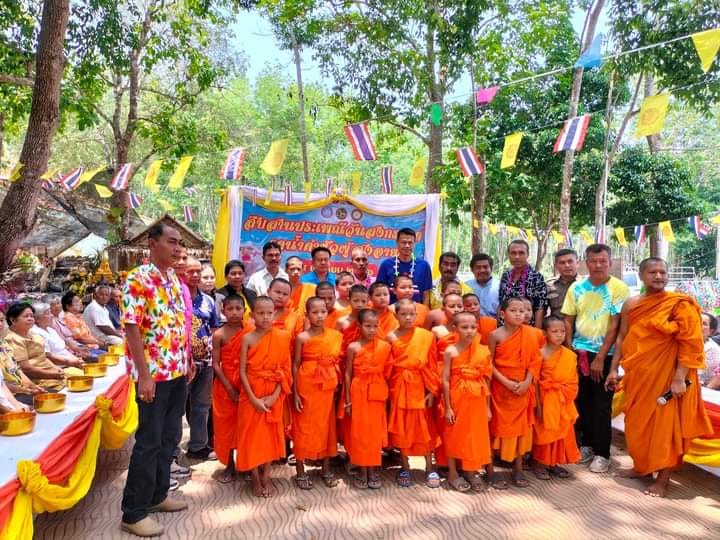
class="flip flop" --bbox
[534,467,551,480]
[425,472,441,489]
[397,469,412,488]
[321,472,338,488]
[512,473,530,488]
[464,472,485,492]
[449,476,471,492]
[368,474,382,489]
[486,474,509,490]
[549,466,570,478]
[354,476,368,489]
[294,473,313,490]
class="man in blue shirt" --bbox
[465,253,499,317]
[300,246,337,286]
[375,227,433,305]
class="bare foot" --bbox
[251,476,264,498]
[617,468,651,479]
[644,469,671,498]
[262,480,277,498]
[217,467,235,484]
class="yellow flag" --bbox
[304,182,311,203]
[691,28,720,73]
[158,198,173,211]
[615,227,628,246]
[711,214,720,225]
[351,172,361,195]
[94,184,113,198]
[501,132,523,169]
[580,229,594,244]
[551,230,565,243]
[506,225,520,236]
[408,157,427,187]
[261,139,289,176]
[79,166,105,185]
[636,94,669,138]
[144,159,163,192]
[40,168,59,180]
[525,228,535,242]
[168,157,193,190]
[659,220,675,243]
[9,163,23,182]
[488,223,498,235]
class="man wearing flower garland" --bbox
[375,227,433,306]
[498,239,548,328]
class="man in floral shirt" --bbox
[121,223,190,537]
[498,239,548,327]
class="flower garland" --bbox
[394,253,416,278]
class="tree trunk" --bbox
[644,75,661,154]
[558,0,605,233]
[643,74,666,258]
[0,0,70,272]
[291,30,311,186]
[425,19,442,193]
[0,113,4,165]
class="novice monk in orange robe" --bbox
[606,257,712,497]
[345,309,391,489]
[521,297,546,348]
[391,275,429,328]
[211,295,252,483]
[317,281,350,330]
[425,281,463,329]
[369,282,398,338]
[386,299,440,488]
[236,296,292,498]
[268,277,303,337]
[462,293,497,345]
[532,316,579,479]
[488,297,542,488]
[286,256,316,316]
[292,297,342,490]
[443,312,493,492]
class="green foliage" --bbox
[671,230,716,277]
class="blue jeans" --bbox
[121,376,187,524]
[187,362,213,452]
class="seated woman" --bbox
[60,291,102,350]
[5,303,66,392]
[0,377,30,413]
[31,302,85,368]
[0,310,44,406]
[45,294,97,361]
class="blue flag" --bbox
[575,33,603,69]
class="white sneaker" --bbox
[169,478,179,491]
[579,446,594,464]
[589,455,610,473]
[171,460,191,478]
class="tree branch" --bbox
[385,119,430,145]
[0,74,34,87]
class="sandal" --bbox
[464,472,485,492]
[512,472,530,488]
[354,476,368,489]
[486,474,509,490]
[449,476,471,492]
[287,454,297,466]
[534,467,551,480]
[425,471,441,489]
[368,474,382,489]
[321,472,339,488]
[397,469,412,488]
[549,466,570,478]
[294,473,313,490]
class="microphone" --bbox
[657,380,692,406]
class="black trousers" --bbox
[575,352,614,459]
[121,376,187,524]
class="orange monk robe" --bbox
[477,317,497,346]
[387,328,440,455]
[288,283,316,315]
[336,320,361,442]
[273,309,303,337]
[347,339,391,466]
[443,337,493,470]
[532,346,580,466]
[490,325,542,461]
[621,292,712,475]
[211,325,253,466]
[325,305,351,330]
[293,329,343,461]
[526,324,547,348]
[392,302,429,328]
[433,331,458,466]
[235,328,292,471]
[376,309,399,339]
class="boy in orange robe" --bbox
[462,293,497,345]
[334,271,354,311]
[386,299,440,488]
[606,257,712,497]
[292,297,342,490]
[488,297,542,488]
[236,296,293,498]
[425,282,463,329]
[286,256,315,316]
[268,277,303,337]
[391,275,429,328]
[318,281,350,330]
[211,296,252,483]
[443,311,493,492]
[345,309,391,489]
[532,315,579,479]
[369,281,398,338]
[521,297,546,348]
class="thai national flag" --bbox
[553,114,591,153]
[563,229,574,248]
[128,192,143,209]
[634,224,646,245]
[284,183,293,206]
[220,147,246,180]
[455,147,484,177]
[183,205,194,222]
[688,216,710,239]
[110,163,133,190]
[325,177,334,197]
[60,167,84,190]
[344,122,377,161]
[41,180,55,191]
[380,166,393,194]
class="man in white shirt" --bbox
[84,284,124,346]
[246,241,288,296]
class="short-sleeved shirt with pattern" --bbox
[498,265,548,325]
[122,263,188,382]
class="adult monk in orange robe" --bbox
[488,297,542,488]
[345,309,391,489]
[532,316,579,478]
[392,275,429,328]
[236,297,292,498]
[292,298,342,489]
[607,257,712,497]
[386,299,440,487]
[442,312,493,492]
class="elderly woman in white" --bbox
[30,302,85,369]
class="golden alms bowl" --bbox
[0,411,36,436]
[67,375,94,392]
[83,363,108,378]
[99,353,120,366]
[33,392,66,413]
[108,345,124,356]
